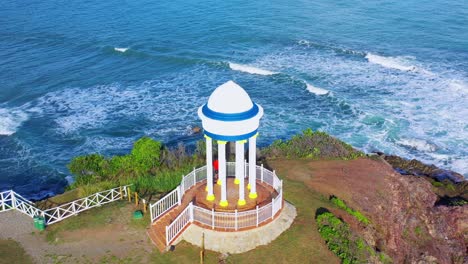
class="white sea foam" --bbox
[305,82,329,95]
[228,62,277,75]
[114,47,129,53]
[451,158,468,177]
[0,108,29,136]
[397,138,438,152]
[365,53,418,72]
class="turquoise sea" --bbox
[1,0,467,199]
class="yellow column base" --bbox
[206,194,215,201]
[217,179,222,185]
[234,178,240,184]
[205,186,208,191]
[249,192,258,199]
[219,200,228,207]
[238,199,246,206]
[247,183,251,190]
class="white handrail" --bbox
[0,185,131,226]
[150,187,179,222]
[43,185,130,225]
[166,202,193,245]
[149,162,284,247]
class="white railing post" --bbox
[150,203,154,222]
[72,202,76,215]
[193,167,196,184]
[190,202,194,222]
[211,208,215,230]
[180,176,185,194]
[1,192,4,211]
[256,205,259,227]
[261,164,264,183]
[177,186,182,206]
[235,209,238,231]
[271,198,275,220]
[165,226,169,246]
[10,191,15,209]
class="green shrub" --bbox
[316,211,391,264]
[131,137,162,173]
[262,128,364,160]
[331,196,370,225]
[67,137,205,195]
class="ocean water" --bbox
[1,0,467,199]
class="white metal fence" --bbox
[150,162,284,246]
[150,162,283,245]
[165,186,283,246]
[165,202,193,245]
[0,185,130,225]
[150,187,180,223]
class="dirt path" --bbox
[0,203,154,263]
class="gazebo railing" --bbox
[165,202,193,245]
[164,186,283,246]
[150,162,284,235]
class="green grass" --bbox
[316,211,391,264]
[51,175,342,264]
[262,128,365,160]
[45,201,128,244]
[330,196,370,225]
[0,238,34,264]
[225,178,340,264]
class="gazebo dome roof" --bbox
[207,81,254,114]
[198,81,263,141]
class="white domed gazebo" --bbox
[148,81,289,253]
[198,80,263,207]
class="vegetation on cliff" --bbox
[67,137,205,196]
[262,128,364,160]
[66,129,366,197]
[316,211,391,264]
[330,196,370,225]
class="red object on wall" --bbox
[213,159,219,170]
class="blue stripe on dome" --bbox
[204,129,258,141]
[202,103,259,122]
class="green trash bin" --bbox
[133,210,143,220]
[34,216,45,231]
[33,216,40,229]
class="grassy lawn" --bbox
[224,178,339,264]
[45,200,132,244]
[35,162,339,263]
[0,239,34,264]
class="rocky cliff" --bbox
[269,157,467,263]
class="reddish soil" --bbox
[268,157,467,264]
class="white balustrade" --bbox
[148,163,284,247]
[0,185,130,225]
[166,202,193,245]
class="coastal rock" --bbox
[269,158,468,264]
[192,126,201,134]
[384,155,465,183]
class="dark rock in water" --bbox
[384,155,465,183]
[192,126,201,134]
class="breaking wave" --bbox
[114,47,129,53]
[305,82,329,95]
[228,62,277,75]
[365,53,418,72]
[396,138,438,152]
[0,107,29,136]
